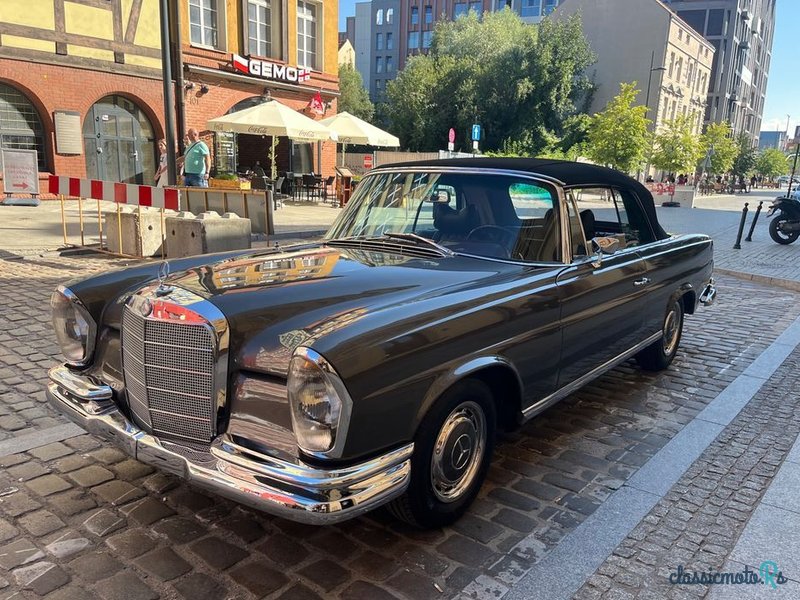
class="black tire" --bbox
[387,379,496,529]
[769,217,800,245]
[636,298,684,371]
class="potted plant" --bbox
[209,172,252,190]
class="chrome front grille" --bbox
[121,298,223,446]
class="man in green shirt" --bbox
[181,128,211,187]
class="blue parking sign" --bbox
[471,124,481,142]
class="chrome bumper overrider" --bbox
[699,278,717,307]
[47,366,413,524]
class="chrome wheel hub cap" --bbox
[663,304,680,356]
[431,401,486,503]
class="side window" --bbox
[507,183,560,262]
[571,187,653,249]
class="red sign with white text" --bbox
[364,155,373,169]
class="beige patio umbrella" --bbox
[207,98,335,178]
[318,111,400,165]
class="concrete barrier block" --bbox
[165,211,251,257]
[104,208,164,257]
[165,212,199,258]
[203,212,251,254]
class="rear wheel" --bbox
[769,216,800,245]
[636,298,684,371]
[388,379,496,529]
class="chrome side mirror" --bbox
[591,236,620,268]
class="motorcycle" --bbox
[767,193,800,245]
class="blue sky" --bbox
[339,0,357,30]
[339,0,797,135]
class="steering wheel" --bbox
[466,225,516,247]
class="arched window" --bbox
[0,83,47,171]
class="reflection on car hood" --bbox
[164,243,519,375]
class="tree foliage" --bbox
[731,132,758,178]
[384,9,594,153]
[584,83,650,172]
[338,64,375,122]
[651,114,704,175]
[756,148,790,179]
[700,122,737,174]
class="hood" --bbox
[164,244,519,376]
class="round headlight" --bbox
[287,348,352,457]
[50,286,96,367]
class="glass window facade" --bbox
[189,0,218,47]
[297,0,318,70]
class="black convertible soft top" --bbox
[380,157,669,240]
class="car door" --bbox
[555,188,650,388]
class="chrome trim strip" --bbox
[46,368,413,525]
[521,332,663,421]
[367,165,566,187]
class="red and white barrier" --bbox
[48,176,180,211]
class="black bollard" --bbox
[744,201,763,242]
[733,203,749,249]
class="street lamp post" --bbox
[645,51,667,114]
[642,51,667,181]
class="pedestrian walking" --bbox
[180,128,210,187]
[154,139,168,187]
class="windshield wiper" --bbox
[381,232,454,256]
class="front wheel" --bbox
[636,298,684,371]
[388,379,496,529]
[769,216,800,245]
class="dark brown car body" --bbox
[47,158,715,524]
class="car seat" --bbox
[433,203,478,242]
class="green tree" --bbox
[731,132,758,178]
[755,148,790,180]
[651,114,704,176]
[700,122,737,174]
[338,64,375,122]
[584,83,650,172]
[384,9,594,152]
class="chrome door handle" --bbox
[634,277,651,287]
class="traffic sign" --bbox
[2,149,39,195]
[363,154,373,169]
[448,128,456,144]
[471,124,481,142]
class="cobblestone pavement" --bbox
[1,254,799,600]
[574,346,800,600]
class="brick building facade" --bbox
[0,0,340,187]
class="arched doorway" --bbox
[83,95,155,183]
[0,82,47,172]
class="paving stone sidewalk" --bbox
[1,255,800,599]
[574,346,800,600]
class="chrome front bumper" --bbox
[47,366,413,525]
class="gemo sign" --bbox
[232,54,312,84]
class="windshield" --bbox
[326,170,563,262]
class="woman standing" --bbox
[154,139,168,187]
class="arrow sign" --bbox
[12,182,29,190]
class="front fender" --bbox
[416,355,524,430]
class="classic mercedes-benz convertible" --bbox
[48,158,715,528]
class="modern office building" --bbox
[758,130,787,150]
[554,0,714,136]
[348,0,563,101]
[663,0,776,142]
